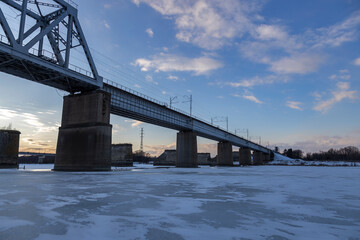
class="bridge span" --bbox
[0,0,272,170]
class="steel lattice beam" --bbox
[0,0,102,91]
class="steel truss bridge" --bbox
[0,0,271,154]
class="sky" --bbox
[0,0,360,156]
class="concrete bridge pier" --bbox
[239,147,251,166]
[176,131,198,167]
[54,91,112,171]
[217,141,233,166]
[253,151,264,165]
[0,130,21,169]
[264,153,271,163]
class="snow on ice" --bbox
[0,164,359,239]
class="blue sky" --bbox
[0,0,360,156]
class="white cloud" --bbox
[328,69,351,81]
[254,24,288,41]
[146,28,154,38]
[240,11,360,77]
[145,74,158,85]
[112,124,125,134]
[233,91,263,104]
[132,0,141,6]
[354,57,360,66]
[269,54,323,74]
[0,108,17,120]
[286,101,303,111]
[312,91,323,101]
[132,0,263,50]
[0,108,58,133]
[167,74,179,81]
[329,74,337,80]
[0,107,59,152]
[104,4,112,9]
[134,59,152,72]
[176,32,192,43]
[103,20,110,29]
[243,94,263,104]
[313,82,358,113]
[239,35,320,75]
[134,53,223,75]
[125,120,144,127]
[226,75,289,88]
[311,11,360,48]
[134,1,360,84]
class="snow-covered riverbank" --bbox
[269,153,360,166]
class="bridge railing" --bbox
[69,64,93,78]
[103,78,230,132]
[1,33,94,79]
[104,78,269,151]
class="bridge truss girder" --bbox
[0,0,102,92]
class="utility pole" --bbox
[140,128,144,153]
[226,117,228,131]
[183,95,192,117]
[169,96,178,108]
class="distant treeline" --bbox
[280,146,360,162]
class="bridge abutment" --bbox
[54,91,112,171]
[239,147,251,166]
[176,131,198,168]
[217,141,233,166]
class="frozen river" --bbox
[1,164,359,240]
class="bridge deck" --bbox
[104,81,270,154]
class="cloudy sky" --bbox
[0,0,360,156]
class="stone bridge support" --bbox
[217,141,233,166]
[264,153,271,163]
[176,131,198,168]
[239,147,251,166]
[253,151,264,165]
[0,130,21,169]
[54,91,112,171]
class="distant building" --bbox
[154,149,176,166]
[111,144,133,166]
[155,150,214,166]
[198,153,214,165]
[232,151,239,162]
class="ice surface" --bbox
[0,164,359,240]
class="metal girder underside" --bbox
[0,0,101,92]
[104,83,271,154]
[0,43,99,92]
